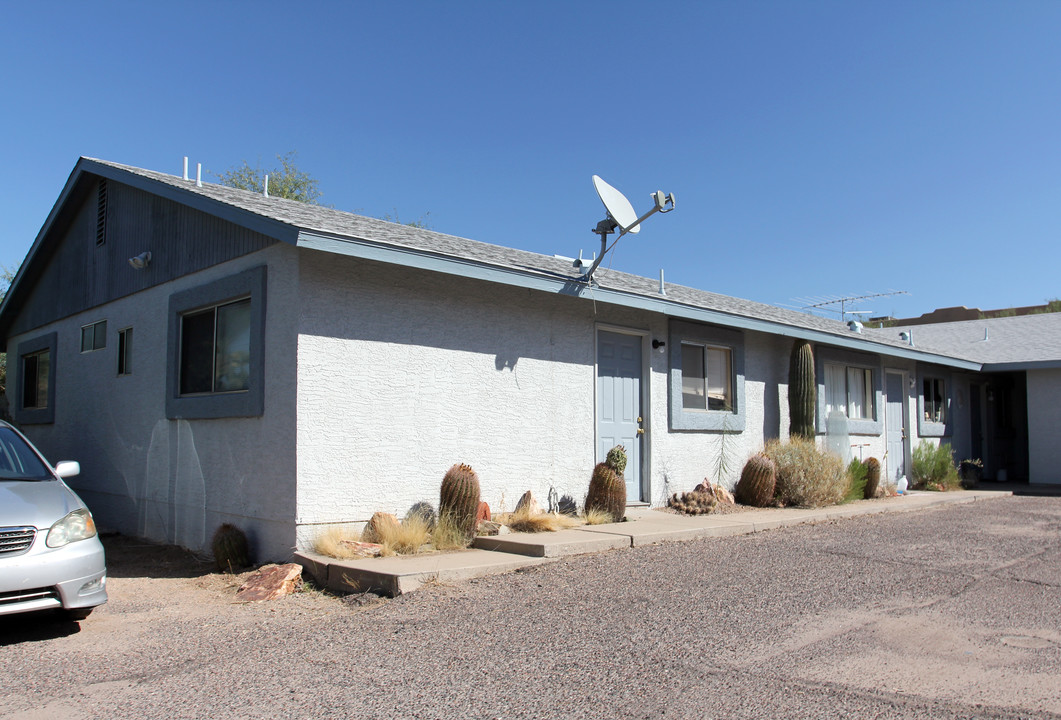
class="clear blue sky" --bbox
[2,1,1058,320]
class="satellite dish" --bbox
[593,175,640,234]
[580,175,675,283]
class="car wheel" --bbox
[61,608,93,621]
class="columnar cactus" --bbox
[734,453,777,508]
[586,462,626,522]
[788,339,816,440]
[211,523,250,572]
[863,457,881,499]
[439,463,481,539]
[605,445,628,477]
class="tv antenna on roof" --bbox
[580,175,675,283]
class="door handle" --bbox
[637,428,644,436]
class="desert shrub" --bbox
[844,458,869,503]
[764,437,848,507]
[501,507,581,533]
[911,441,961,491]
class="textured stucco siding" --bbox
[295,250,600,547]
[1027,368,1061,484]
[293,249,903,548]
[7,245,300,561]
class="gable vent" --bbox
[95,179,108,246]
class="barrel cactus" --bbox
[211,523,250,572]
[788,339,816,440]
[586,462,626,522]
[439,463,481,539]
[863,457,881,499]
[734,453,777,508]
[605,445,628,477]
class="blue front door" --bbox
[597,330,643,501]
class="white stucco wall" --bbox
[7,245,301,561]
[294,251,602,546]
[1027,368,1061,484]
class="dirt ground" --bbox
[2,495,1059,720]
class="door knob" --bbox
[637,428,645,435]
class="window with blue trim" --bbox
[668,321,745,432]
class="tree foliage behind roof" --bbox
[217,151,323,205]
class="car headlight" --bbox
[46,508,98,548]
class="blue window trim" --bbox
[815,346,883,436]
[667,321,745,432]
[166,266,267,420]
[15,332,57,425]
[916,364,952,437]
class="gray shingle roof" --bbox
[866,314,1061,366]
[82,158,973,363]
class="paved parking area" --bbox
[1,494,1059,719]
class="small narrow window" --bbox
[96,179,108,246]
[923,377,946,424]
[22,350,50,410]
[117,328,133,376]
[80,320,107,352]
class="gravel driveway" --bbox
[1,494,1059,720]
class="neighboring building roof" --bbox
[868,314,1061,370]
[1,157,982,369]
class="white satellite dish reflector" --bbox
[593,175,640,234]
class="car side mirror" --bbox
[55,461,81,479]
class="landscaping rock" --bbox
[514,491,543,516]
[338,540,383,557]
[405,501,437,531]
[361,512,400,543]
[477,501,492,524]
[478,520,502,536]
[236,563,303,602]
[696,480,734,505]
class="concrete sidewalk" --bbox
[294,489,1008,597]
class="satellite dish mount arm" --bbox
[582,190,675,283]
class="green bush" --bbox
[911,441,961,491]
[844,458,869,503]
[764,438,848,507]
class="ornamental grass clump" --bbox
[764,437,848,507]
[911,441,961,491]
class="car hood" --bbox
[0,479,84,529]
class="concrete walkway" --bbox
[294,489,1008,597]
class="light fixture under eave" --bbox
[581,175,675,283]
[128,251,151,270]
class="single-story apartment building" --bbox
[1,157,1055,561]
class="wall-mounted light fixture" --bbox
[652,339,666,353]
[128,251,151,270]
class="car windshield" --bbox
[0,427,52,481]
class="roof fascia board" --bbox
[983,360,1061,372]
[297,230,982,371]
[78,159,300,244]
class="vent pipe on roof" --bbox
[196,163,202,188]
[898,330,914,346]
[183,156,189,181]
[659,269,666,296]
[264,174,269,198]
[847,320,863,333]
[983,327,989,341]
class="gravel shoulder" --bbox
[2,495,1059,720]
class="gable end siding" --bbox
[9,177,278,338]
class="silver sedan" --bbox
[0,421,107,620]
